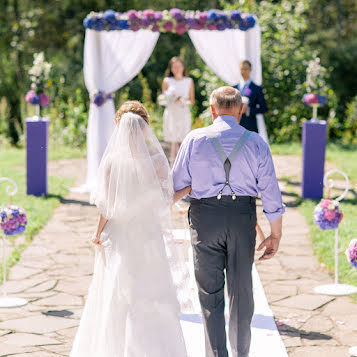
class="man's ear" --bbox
[238,103,244,117]
[210,104,216,117]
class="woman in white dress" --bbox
[70,101,192,357]
[162,57,195,164]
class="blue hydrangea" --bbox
[207,9,218,22]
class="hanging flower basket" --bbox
[346,239,357,268]
[0,205,27,236]
[314,199,343,230]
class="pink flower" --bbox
[25,90,36,103]
[39,93,50,106]
[163,21,173,32]
[320,199,332,208]
[127,10,139,21]
[143,9,155,19]
[324,209,336,221]
[207,23,217,30]
[175,22,187,35]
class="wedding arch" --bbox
[80,8,264,192]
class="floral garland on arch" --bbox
[83,9,256,34]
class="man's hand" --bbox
[257,235,281,261]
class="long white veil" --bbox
[90,112,195,312]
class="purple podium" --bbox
[302,120,327,199]
[26,118,49,196]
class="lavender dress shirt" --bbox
[172,115,285,222]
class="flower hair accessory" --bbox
[90,90,113,107]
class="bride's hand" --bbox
[91,235,101,246]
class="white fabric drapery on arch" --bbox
[188,25,268,143]
[76,25,266,192]
[73,29,159,192]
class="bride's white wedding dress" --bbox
[70,113,189,357]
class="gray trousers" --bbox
[188,196,256,357]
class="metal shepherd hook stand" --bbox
[314,169,357,296]
[0,177,28,308]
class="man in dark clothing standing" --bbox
[233,60,267,133]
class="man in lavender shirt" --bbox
[172,86,285,357]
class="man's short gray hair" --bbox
[210,86,242,109]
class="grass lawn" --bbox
[271,141,357,301]
[0,143,85,284]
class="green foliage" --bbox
[50,88,88,149]
[343,96,357,145]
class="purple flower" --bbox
[39,93,50,106]
[346,239,357,268]
[170,8,184,21]
[230,10,242,22]
[245,14,256,27]
[117,19,129,30]
[207,23,217,30]
[152,24,160,32]
[140,17,151,28]
[93,17,105,31]
[154,11,162,21]
[30,94,40,105]
[207,9,218,22]
[163,21,173,32]
[93,93,105,106]
[130,23,140,32]
[314,200,343,230]
[127,10,139,21]
[243,88,252,97]
[198,12,207,24]
[0,206,27,236]
[318,95,327,105]
[218,13,228,22]
[216,23,227,31]
[25,90,36,103]
[103,9,116,23]
[83,17,94,29]
[143,9,155,19]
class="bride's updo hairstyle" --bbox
[115,101,149,124]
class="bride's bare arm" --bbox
[92,215,108,246]
[173,185,191,204]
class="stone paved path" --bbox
[0,156,356,357]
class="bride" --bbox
[70,101,192,357]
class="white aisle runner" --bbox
[172,229,288,357]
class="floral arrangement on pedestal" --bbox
[83,9,256,33]
[314,198,343,230]
[346,239,357,268]
[25,52,52,112]
[0,205,27,236]
[303,58,328,119]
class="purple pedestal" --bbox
[26,118,49,196]
[302,120,327,199]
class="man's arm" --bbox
[172,134,193,192]
[256,141,285,260]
